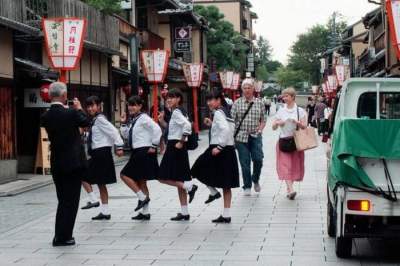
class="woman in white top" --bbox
[272,88,307,200]
[191,89,240,224]
[120,96,162,220]
[85,96,124,220]
[158,89,198,221]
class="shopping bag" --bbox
[294,127,318,151]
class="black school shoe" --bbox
[204,192,222,204]
[135,197,150,212]
[132,213,151,221]
[92,213,111,220]
[81,201,100,210]
[188,185,198,203]
[212,215,231,224]
[52,237,75,247]
[170,213,190,221]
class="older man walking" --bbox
[41,82,90,246]
[231,79,266,196]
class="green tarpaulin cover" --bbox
[328,119,400,191]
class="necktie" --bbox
[87,114,99,156]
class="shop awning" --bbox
[0,16,40,35]
[15,57,59,80]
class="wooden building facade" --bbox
[0,0,119,182]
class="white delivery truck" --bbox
[326,78,400,258]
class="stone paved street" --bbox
[1,120,400,266]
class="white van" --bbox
[326,78,400,258]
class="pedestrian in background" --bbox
[120,96,162,221]
[85,96,124,221]
[272,88,307,200]
[306,96,316,127]
[231,78,266,196]
[41,82,90,246]
[158,89,198,221]
[191,89,240,224]
[264,97,272,116]
[314,96,327,135]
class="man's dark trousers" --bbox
[53,168,83,241]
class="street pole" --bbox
[59,70,67,83]
[130,34,139,95]
[152,83,158,121]
[192,87,199,133]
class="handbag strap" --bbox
[234,102,254,139]
[296,107,300,131]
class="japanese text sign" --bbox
[387,0,400,60]
[42,18,86,70]
[327,75,337,92]
[231,73,241,90]
[183,63,204,88]
[141,50,170,83]
[219,71,234,90]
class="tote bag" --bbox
[294,127,318,151]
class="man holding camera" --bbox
[41,82,90,246]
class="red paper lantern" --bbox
[40,83,51,103]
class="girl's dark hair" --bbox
[206,88,227,107]
[86,95,102,106]
[167,88,184,105]
[128,95,143,106]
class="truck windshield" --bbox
[357,92,400,119]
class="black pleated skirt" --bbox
[85,147,117,185]
[120,147,159,181]
[159,140,191,182]
[191,145,240,189]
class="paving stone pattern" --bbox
[1,119,400,265]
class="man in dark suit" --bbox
[41,82,90,247]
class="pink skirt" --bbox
[276,142,305,181]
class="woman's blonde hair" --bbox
[282,87,297,98]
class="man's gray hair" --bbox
[49,82,67,98]
[241,78,255,89]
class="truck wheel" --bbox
[335,236,352,258]
[327,200,336,237]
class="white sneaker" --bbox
[254,183,261,193]
[243,189,251,196]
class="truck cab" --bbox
[326,78,400,258]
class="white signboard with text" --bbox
[141,50,170,83]
[43,18,86,70]
[183,63,204,88]
[24,89,51,108]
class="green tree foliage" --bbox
[255,65,269,81]
[81,0,122,14]
[194,5,248,71]
[287,12,347,85]
[254,36,282,81]
[275,67,307,89]
[255,36,272,64]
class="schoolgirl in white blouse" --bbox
[85,96,124,220]
[158,89,198,221]
[191,89,240,223]
[120,96,162,220]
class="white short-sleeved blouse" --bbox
[275,104,307,138]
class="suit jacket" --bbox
[41,104,90,175]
